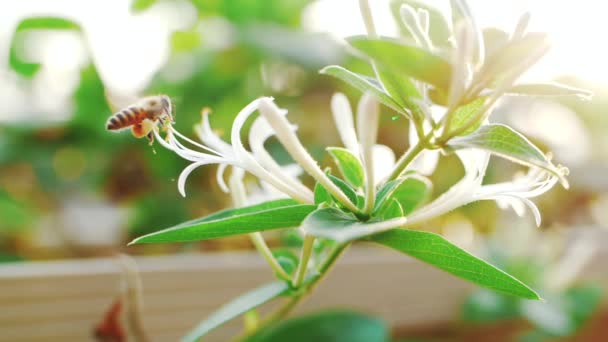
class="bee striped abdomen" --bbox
[106,107,141,130]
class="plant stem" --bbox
[280,243,348,317]
[249,232,290,281]
[240,243,349,341]
[292,235,315,288]
[386,138,427,181]
[229,172,290,281]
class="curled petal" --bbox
[178,161,216,197]
[195,109,233,157]
[216,163,230,193]
[331,93,359,155]
[490,195,541,226]
[407,149,490,225]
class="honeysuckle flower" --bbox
[152,97,314,204]
[407,148,564,227]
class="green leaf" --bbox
[129,200,315,244]
[182,281,290,342]
[320,65,405,115]
[373,178,408,214]
[373,175,431,215]
[506,83,593,99]
[302,208,406,243]
[131,0,157,12]
[448,97,486,136]
[244,310,389,342]
[445,124,568,187]
[314,182,332,206]
[347,37,452,91]
[171,30,201,53]
[272,249,299,276]
[9,17,81,78]
[327,147,364,189]
[389,175,432,214]
[376,199,404,220]
[328,175,359,208]
[175,199,299,228]
[370,229,541,299]
[375,67,424,121]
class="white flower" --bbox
[407,148,562,227]
[153,97,314,204]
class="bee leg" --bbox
[131,118,156,140]
[146,132,155,145]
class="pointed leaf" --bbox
[182,281,290,342]
[448,97,486,136]
[373,178,408,214]
[328,174,359,208]
[390,175,432,214]
[373,175,431,215]
[506,83,593,99]
[173,199,299,229]
[347,37,452,91]
[327,147,364,188]
[377,199,404,220]
[314,182,332,205]
[376,67,425,121]
[302,207,407,243]
[445,124,568,187]
[130,201,315,244]
[320,65,405,115]
[370,229,541,299]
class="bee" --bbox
[105,95,173,144]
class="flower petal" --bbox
[331,93,359,155]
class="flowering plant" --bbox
[125,0,590,340]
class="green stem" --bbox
[229,172,290,282]
[239,243,350,341]
[275,243,349,320]
[386,138,427,181]
[249,232,290,281]
[292,235,315,288]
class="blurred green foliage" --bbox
[0,0,348,259]
[461,243,603,340]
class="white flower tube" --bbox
[258,97,359,213]
[356,93,380,213]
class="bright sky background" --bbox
[0,0,606,122]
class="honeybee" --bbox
[105,95,173,144]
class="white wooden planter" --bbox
[1,237,607,342]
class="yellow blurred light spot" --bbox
[53,147,86,181]
[442,216,475,249]
[590,194,608,229]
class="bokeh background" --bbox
[1,0,607,340]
